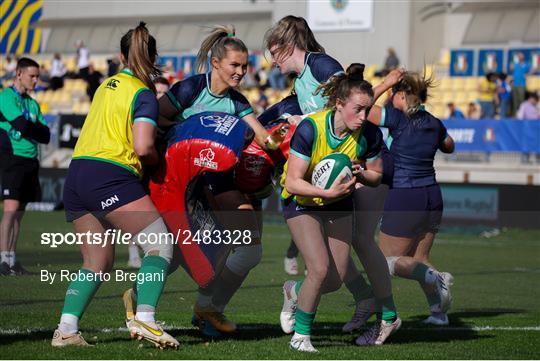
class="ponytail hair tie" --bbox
[227,33,235,37]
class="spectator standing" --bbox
[510,52,531,115]
[50,53,66,91]
[375,48,400,77]
[107,55,120,77]
[268,65,286,91]
[384,48,400,70]
[477,72,498,118]
[85,64,103,101]
[243,61,260,89]
[4,55,17,80]
[497,73,511,118]
[254,93,269,116]
[75,40,90,80]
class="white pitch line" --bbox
[1,325,539,336]
[513,267,540,273]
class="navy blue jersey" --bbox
[290,114,382,162]
[166,73,253,122]
[381,104,448,188]
[257,95,302,127]
[133,89,159,125]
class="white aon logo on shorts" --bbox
[101,195,119,209]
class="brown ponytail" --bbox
[120,22,160,92]
[317,63,373,109]
[392,71,435,116]
[195,25,248,73]
[264,15,325,62]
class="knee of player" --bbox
[84,259,114,274]
[134,217,173,264]
[307,262,330,283]
[225,244,263,276]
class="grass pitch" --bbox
[1,211,539,359]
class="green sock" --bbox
[294,307,316,336]
[376,295,398,323]
[411,263,430,282]
[345,275,374,302]
[61,268,103,318]
[294,279,303,296]
[135,256,169,312]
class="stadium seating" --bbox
[2,53,540,120]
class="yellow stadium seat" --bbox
[42,90,53,103]
[32,91,43,103]
[466,91,479,102]
[439,77,453,91]
[454,91,467,103]
[64,79,75,90]
[364,64,377,79]
[526,76,540,91]
[432,104,447,119]
[65,58,77,72]
[457,102,469,114]
[40,102,49,114]
[441,92,454,105]
[42,59,51,70]
[73,79,86,91]
[464,77,478,91]
[452,77,465,91]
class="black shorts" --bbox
[0,154,41,203]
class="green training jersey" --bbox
[0,86,46,159]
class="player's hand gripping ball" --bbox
[311,153,353,189]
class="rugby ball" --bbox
[311,153,353,189]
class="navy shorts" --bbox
[63,159,147,222]
[381,148,394,186]
[282,196,354,222]
[380,184,443,238]
[0,154,41,203]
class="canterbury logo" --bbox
[106,79,120,89]
[134,320,163,336]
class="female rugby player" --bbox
[157,25,268,337]
[279,64,401,352]
[366,71,455,326]
[52,23,178,349]
[265,15,401,335]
